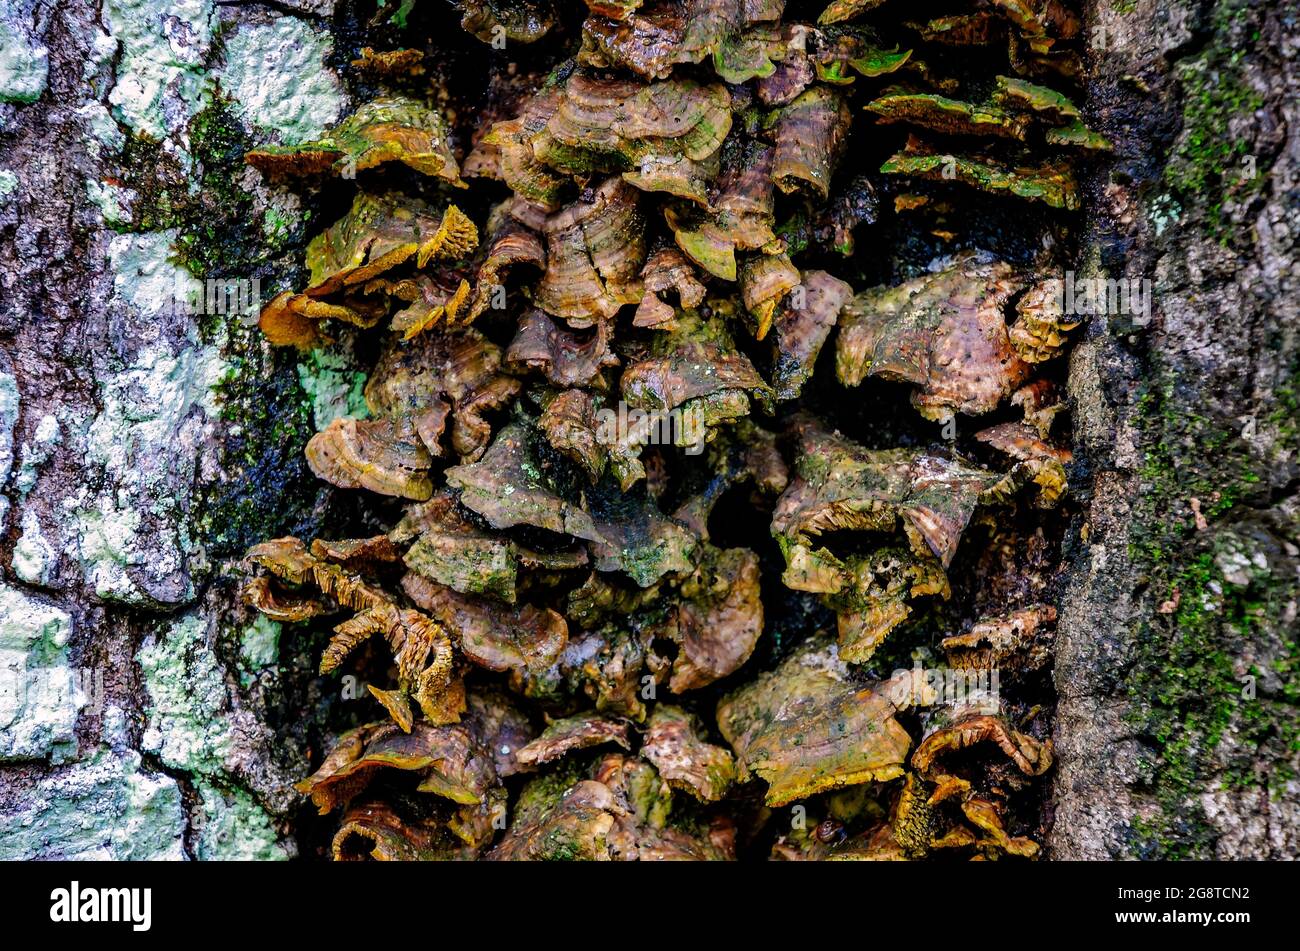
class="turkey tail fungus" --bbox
[234,0,1095,860]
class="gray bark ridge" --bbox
[0,0,350,860]
[1053,0,1299,859]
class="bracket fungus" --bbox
[835,252,1034,421]
[239,0,1084,860]
[246,97,463,185]
[769,416,1004,660]
[717,636,920,805]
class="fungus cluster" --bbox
[242,0,1092,860]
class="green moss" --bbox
[198,328,319,560]
[105,91,327,563]
[1125,364,1299,857]
[112,133,189,232]
[175,95,261,280]
[101,92,308,336]
[1162,1,1265,244]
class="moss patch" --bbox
[1126,366,1299,857]
[199,332,320,561]
[1161,0,1266,244]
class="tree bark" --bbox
[1051,0,1299,858]
[0,0,1294,860]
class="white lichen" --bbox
[102,0,216,139]
[297,347,370,430]
[0,0,49,104]
[0,583,83,763]
[15,411,59,495]
[0,169,18,204]
[73,232,229,604]
[195,782,292,860]
[239,615,281,673]
[217,17,346,144]
[0,367,16,532]
[86,179,137,228]
[137,613,236,776]
[0,737,186,860]
[12,508,54,585]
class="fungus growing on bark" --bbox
[246,97,463,184]
[641,704,736,802]
[515,713,632,767]
[239,0,1081,860]
[835,253,1032,421]
[718,637,926,805]
[881,136,1080,209]
[769,416,1001,659]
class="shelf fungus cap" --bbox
[488,777,633,861]
[507,309,619,389]
[651,543,763,692]
[306,415,435,500]
[771,86,852,199]
[977,421,1073,508]
[836,252,1033,420]
[459,0,557,45]
[331,799,474,861]
[912,711,1053,780]
[395,492,521,603]
[295,721,492,813]
[246,96,463,185]
[641,704,736,802]
[515,713,632,769]
[403,574,568,696]
[880,135,1080,210]
[866,92,1029,140]
[634,246,707,330]
[942,603,1057,671]
[534,178,647,325]
[818,0,888,26]
[241,574,328,623]
[771,416,1000,573]
[771,269,853,401]
[718,636,919,806]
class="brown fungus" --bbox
[718,637,925,805]
[835,252,1032,421]
[641,704,736,802]
[246,97,462,185]
[244,0,1080,860]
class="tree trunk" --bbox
[1051,0,1298,859]
[0,0,1294,860]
